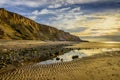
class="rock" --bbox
[56,57,60,60]
[72,55,79,59]
[1,49,8,53]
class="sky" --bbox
[0,0,120,42]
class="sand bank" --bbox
[0,51,120,80]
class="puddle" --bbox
[39,48,120,64]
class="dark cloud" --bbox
[86,16,105,21]
[65,27,88,33]
[67,1,120,14]
[0,0,120,42]
[80,35,120,42]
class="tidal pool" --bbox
[39,48,120,64]
[39,42,120,64]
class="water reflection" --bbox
[39,48,120,64]
[39,42,120,64]
[39,50,87,64]
[67,42,120,49]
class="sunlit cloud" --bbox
[0,0,120,41]
[71,12,120,41]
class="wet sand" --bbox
[0,51,120,80]
[0,40,76,74]
[0,40,76,49]
[0,41,120,80]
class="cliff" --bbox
[0,8,81,41]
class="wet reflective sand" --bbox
[0,42,120,80]
[40,42,120,64]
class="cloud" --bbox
[39,9,55,14]
[31,9,56,15]
[48,4,62,8]
[29,9,56,20]
[1,0,49,7]
[29,9,56,21]
[71,12,120,41]
[32,10,39,15]
[1,0,120,42]
[1,0,117,7]
[28,15,37,20]
[47,7,82,29]
[65,27,88,33]
[28,2,120,41]
[29,6,82,26]
[80,35,120,42]
[13,1,41,7]
[47,0,101,9]
[0,1,6,5]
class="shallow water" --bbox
[39,42,120,64]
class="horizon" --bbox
[0,0,120,42]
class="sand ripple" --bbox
[0,54,120,80]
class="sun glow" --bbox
[102,42,120,43]
[72,14,120,38]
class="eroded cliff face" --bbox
[0,8,81,41]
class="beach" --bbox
[0,51,120,80]
[0,40,120,80]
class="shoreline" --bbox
[0,51,120,80]
[0,40,120,80]
[0,40,78,49]
[0,40,78,73]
